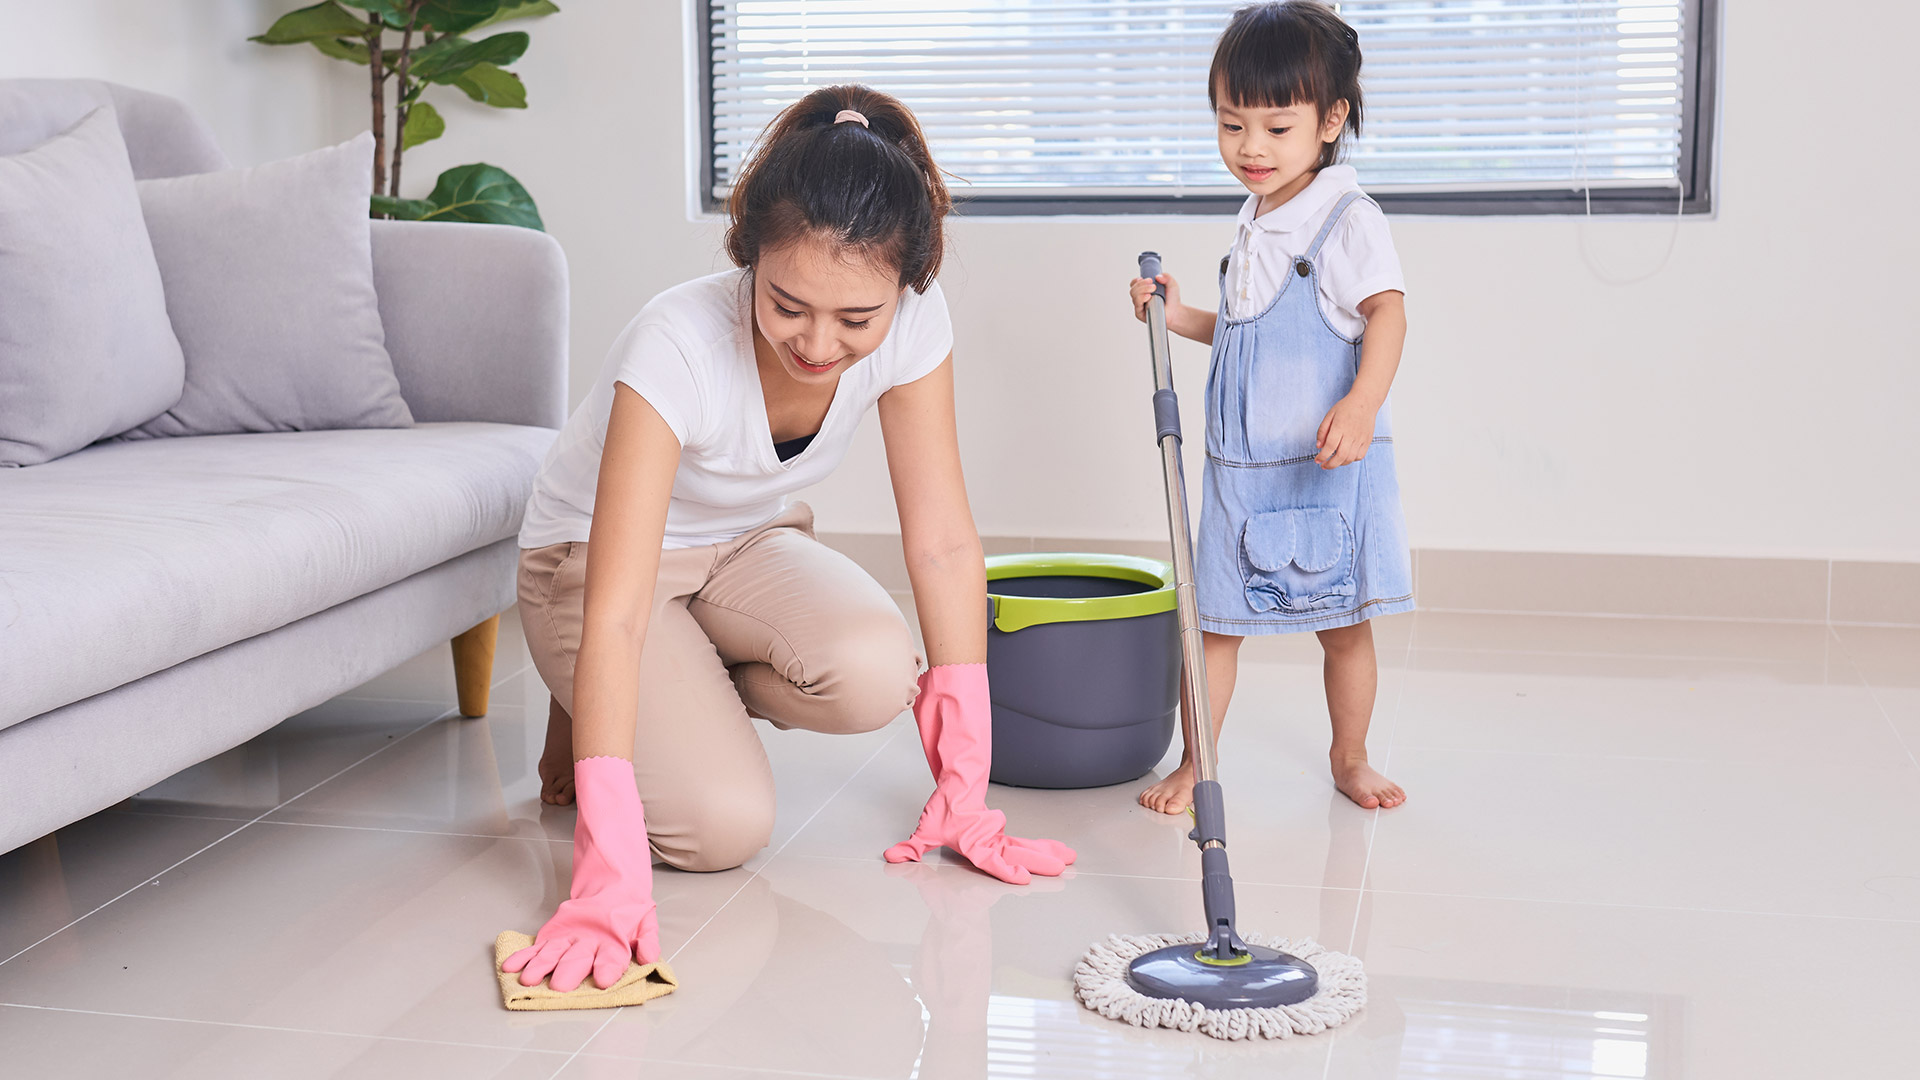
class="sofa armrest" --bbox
[370,219,568,429]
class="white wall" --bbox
[0,0,363,166]
[12,0,1917,561]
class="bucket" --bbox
[984,553,1180,789]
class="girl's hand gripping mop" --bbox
[1071,254,1366,1041]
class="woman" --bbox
[501,86,1075,994]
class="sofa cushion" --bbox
[124,131,414,439]
[0,108,185,466]
[0,422,555,730]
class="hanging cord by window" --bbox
[1571,0,1687,286]
[1576,178,1686,286]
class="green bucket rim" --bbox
[984,552,1177,633]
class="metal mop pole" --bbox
[1137,252,1243,962]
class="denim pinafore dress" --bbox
[1195,190,1414,635]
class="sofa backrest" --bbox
[0,79,228,179]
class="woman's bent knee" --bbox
[649,786,776,873]
[816,624,921,734]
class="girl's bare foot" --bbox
[1139,761,1197,815]
[539,753,575,806]
[1332,754,1404,810]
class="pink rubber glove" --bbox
[502,756,660,992]
[885,664,1077,884]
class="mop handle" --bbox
[1136,252,1220,792]
[1138,253,1243,958]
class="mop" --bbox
[1071,253,1367,1041]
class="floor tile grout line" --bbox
[1407,643,1840,665]
[1380,743,1918,766]
[547,1006,625,1080]
[0,1002,577,1058]
[1827,624,1920,773]
[564,722,911,1066]
[0,704,459,970]
[0,1002,864,1078]
[1324,609,1416,1080]
[766,856,1920,925]
[668,722,911,964]
[252,818,573,845]
[1351,884,1920,925]
[336,656,535,709]
[1345,606,1416,954]
[1419,605,1845,627]
[567,1053,871,1078]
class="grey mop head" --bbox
[1074,932,1366,1040]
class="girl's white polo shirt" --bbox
[1223,164,1405,337]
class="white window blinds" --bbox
[708,0,1688,200]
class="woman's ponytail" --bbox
[725,85,948,292]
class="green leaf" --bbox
[469,0,558,31]
[251,1,370,45]
[335,0,411,27]
[403,33,465,70]
[310,36,370,63]
[338,0,502,34]
[416,0,509,35]
[411,30,528,80]
[370,194,437,219]
[400,101,445,149]
[417,163,544,229]
[449,62,527,108]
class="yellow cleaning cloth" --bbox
[493,931,679,1012]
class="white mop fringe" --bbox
[1073,932,1366,1041]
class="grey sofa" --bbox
[0,82,566,853]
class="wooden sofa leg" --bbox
[451,614,502,717]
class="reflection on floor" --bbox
[2,607,1916,1078]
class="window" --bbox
[702,0,1718,215]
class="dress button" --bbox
[1295,260,1311,277]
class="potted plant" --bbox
[251,0,555,229]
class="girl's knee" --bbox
[1317,620,1373,653]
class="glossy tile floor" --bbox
[4,607,1918,1078]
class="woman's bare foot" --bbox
[1139,761,1197,815]
[539,697,576,806]
[539,753,575,805]
[1332,754,1404,810]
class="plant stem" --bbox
[389,3,420,200]
[368,14,386,199]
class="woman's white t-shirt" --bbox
[1222,164,1405,336]
[519,269,954,550]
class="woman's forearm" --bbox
[903,533,988,666]
[570,575,656,761]
[569,385,682,761]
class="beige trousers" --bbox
[517,502,922,872]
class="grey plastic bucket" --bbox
[985,553,1180,789]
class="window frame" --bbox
[697,0,1721,218]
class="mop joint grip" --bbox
[1188,780,1227,847]
[1153,389,1181,443]
[1137,251,1167,298]
[1199,845,1246,957]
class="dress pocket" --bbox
[1240,508,1356,614]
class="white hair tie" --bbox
[834,109,870,129]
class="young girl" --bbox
[503,86,1071,994]
[1129,0,1412,813]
